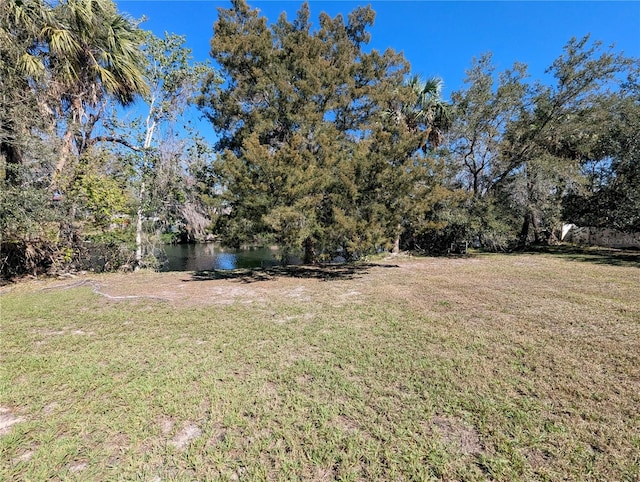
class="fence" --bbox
[561,224,640,249]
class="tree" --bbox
[382,74,453,253]
[199,0,443,262]
[501,36,633,245]
[449,54,528,198]
[0,0,149,277]
[44,0,148,185]
[446,36,635,249]
[405,76,452,149]
[1,0,149,182]
[562,72,640,232]
[102,31,215,268]
[1,1,218,277]
[0,0,54,186]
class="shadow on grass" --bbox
[187,262,400,283]
[515,245,640,268]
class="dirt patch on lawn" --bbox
[0,407,24,436]
[169,423,202,451]
[67,461,88,473]
[30,264,388,307]
[13,257,438,308]
[432,415,485,455]
[33,271,267,306]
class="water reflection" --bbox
[161,244,300,272]
[213,253,237,270]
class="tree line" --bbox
[1,0,638,278]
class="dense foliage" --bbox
[1,0,214,277]
[444,39,638,250]
[1,0,638,278]
[198,1,638,257]
[198,1,451,262]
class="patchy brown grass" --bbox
[1,250,639,480]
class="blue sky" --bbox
[114,1,640,138]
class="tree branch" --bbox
[89,136,142,152]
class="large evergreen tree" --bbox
[199,0,443,261]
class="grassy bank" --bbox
[1,251,639,480]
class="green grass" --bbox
[1,251,639,480]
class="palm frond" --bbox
[17,52,45,78]
[44,27,81,57]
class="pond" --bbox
[160,243,301,272]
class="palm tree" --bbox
[1,0,149,184]
[385,75,452,254]
[406,75,452,149]
[44,0,149,178]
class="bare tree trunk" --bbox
[518,213,531,249]
[54,99,85,186]
[134,110,156,271]
[392,223,402,255]
[54,128,75,183]
[531,210,543,244]
[134,181,145,271]
[303,236,316,265]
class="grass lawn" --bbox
[1,249,639,480]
